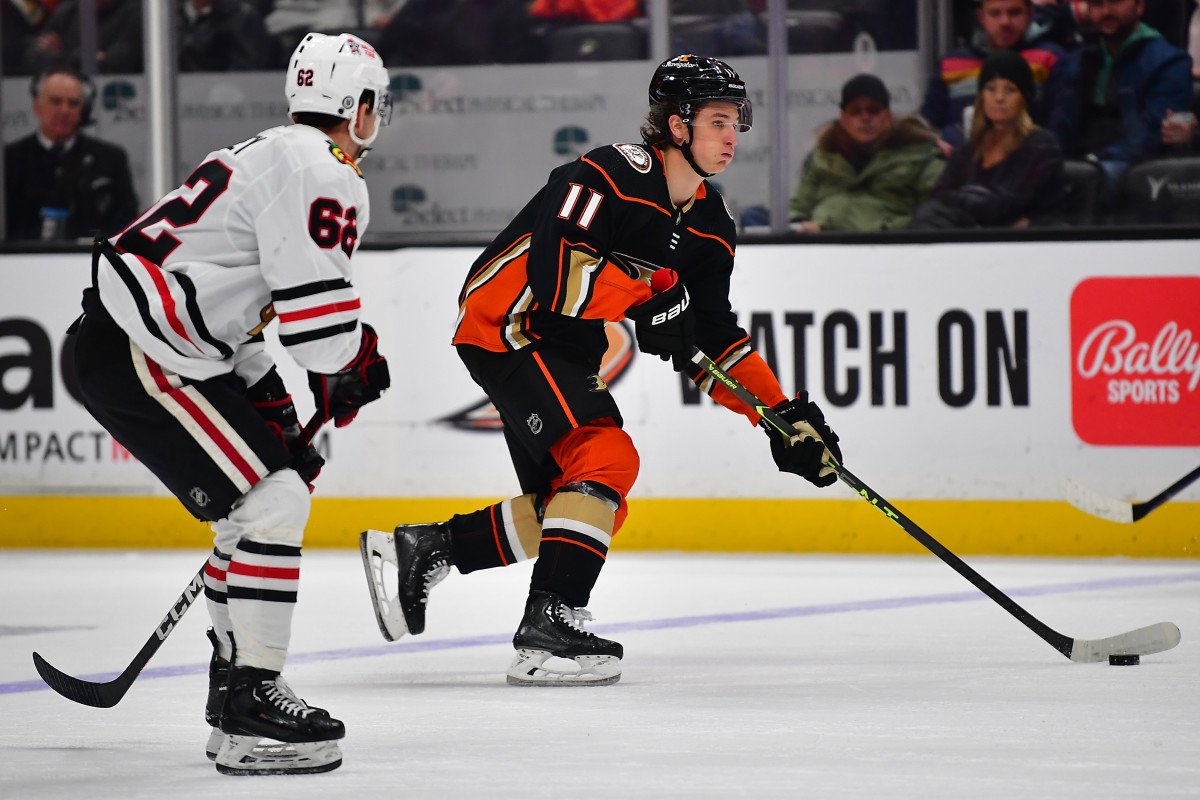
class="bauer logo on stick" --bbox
[1069,276,1200,446]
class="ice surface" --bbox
[2,550,1197,799]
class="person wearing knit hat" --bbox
[789,73,945,232]
[978,49,1035,112]
[910,44,1066,230]
[921,0,1069,149]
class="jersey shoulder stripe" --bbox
[579,144,672,218]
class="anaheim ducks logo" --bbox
[614,143,651,173]
[328,143,363,178]
[441,321,635,431]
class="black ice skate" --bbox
[213,665,345,776]
[360,523,453,641]
[204,628,229,761]
[507,591,623,686]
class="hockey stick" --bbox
[31,412,326,708]
[690,349,1181,663]
[1060,464,1200,524]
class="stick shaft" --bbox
[32,410,326,707]
[689,349,1075,658]
[32,563,208,707]
[1134,463,1200,521]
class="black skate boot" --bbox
[507,590,623,686]
[213,665,345,776]
[360,523,453,640]
[204,628,230,761]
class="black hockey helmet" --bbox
[648,54,752,130]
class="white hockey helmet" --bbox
[285,32,392,150]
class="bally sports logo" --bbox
[1070,276,1200,445]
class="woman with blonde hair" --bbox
[911,48,1066,228]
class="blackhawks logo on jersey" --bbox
[328,143,363,178]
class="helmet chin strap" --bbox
[675,123,714,178]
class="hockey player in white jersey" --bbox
[66,32,393,776]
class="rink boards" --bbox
[1,241,1198,556]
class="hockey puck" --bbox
[1108,654,1140,666]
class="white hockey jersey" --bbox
[95,124,370,384]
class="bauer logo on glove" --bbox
[624,268,695,371]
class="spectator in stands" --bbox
[788,74,946,232]
[1049,0,1193,187]
[3,0,48,76]
[1028,0,1089,48]
[4,66,139,241]
[911,50,1066,228]
[924,0,1070,150]
[24,0,142,75]
[179,0,275,72]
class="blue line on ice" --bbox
[3,571,1196,697]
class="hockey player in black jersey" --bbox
[361,55,842,685]
[67,33,393,774]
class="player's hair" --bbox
[292,89,377,132]
[640,100,682,148]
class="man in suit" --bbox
[5,66,138,241]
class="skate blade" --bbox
[205,727,222,761]
[359,529,408,642]
[214,734,342,776]
[506,649,621,686]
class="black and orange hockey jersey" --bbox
[453,142,787,424]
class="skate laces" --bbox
[423,559,450,591]
[557,604,595,634]
[261,676,313,719]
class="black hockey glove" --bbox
[768,392,842,488]
[624,269,694,371]
[247,368,324,490]
[308,322,390,428]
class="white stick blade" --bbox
[1059,476,1135,524]
[1069,622,1181,662]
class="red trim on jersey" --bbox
[143,356,263,487]
[135,255,205,354]
[277,298,362,323]
[205,562,228,582]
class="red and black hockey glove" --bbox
[308,322,390,428]
[768,391,842,488]
[625,268,695,371]
[247,368,324,490]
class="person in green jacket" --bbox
[789,74,946,232]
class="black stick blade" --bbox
[31,651,132,709]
